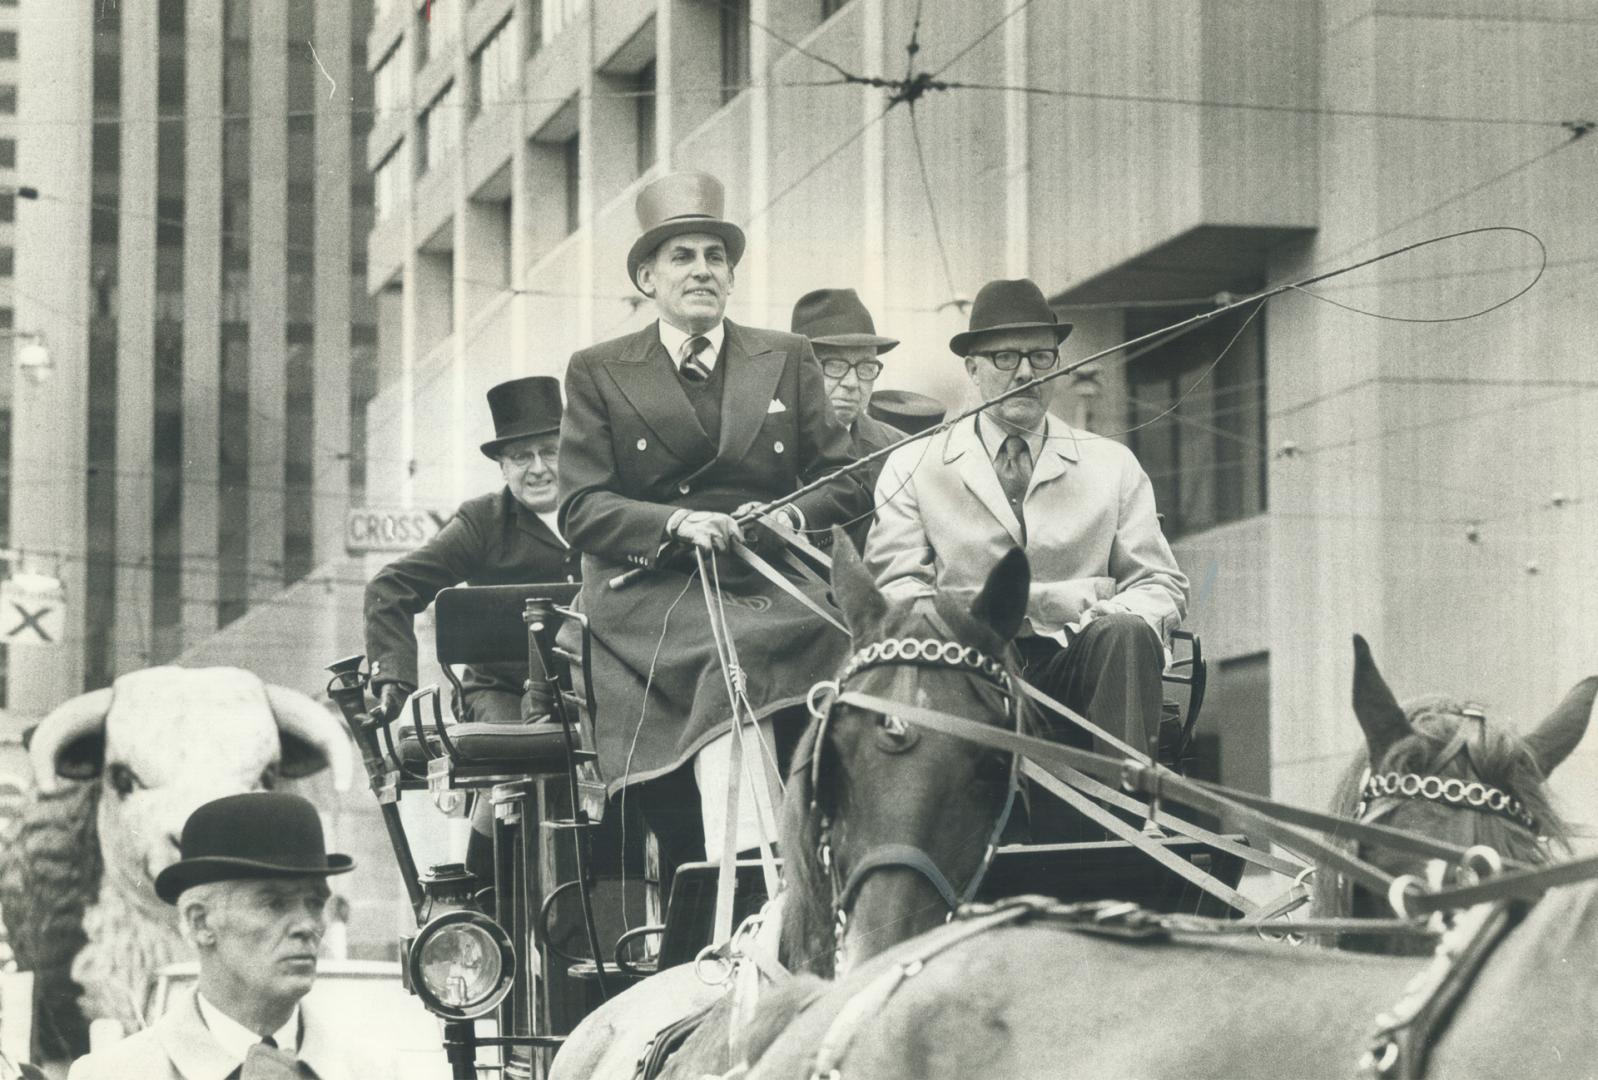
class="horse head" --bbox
[777,532,1030,978]
[1316,634,1595,950]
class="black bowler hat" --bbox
[480,376,563,460]
[868,389,947,436]
[626,172,747,293]
[791,288,899,353]
[949,278,1074,357]
[154,792,355,905]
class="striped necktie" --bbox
[679,334,713,382]
[996,435,1033,539]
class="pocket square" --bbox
[767,400,787,414]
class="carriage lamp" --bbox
[406,907,515,1020]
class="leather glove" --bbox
[522,676,556,723]
[373,681,416,725]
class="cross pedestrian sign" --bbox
[1,574,66,648]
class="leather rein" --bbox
[805,633,1022,966]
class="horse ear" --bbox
[971,548,1031,643]
[1352,634,1411,765]
[1524,675,1597,776]
[829,526,886,632]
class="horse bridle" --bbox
[805,634,1022,959]
[1353,706,1540,836]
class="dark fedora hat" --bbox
[155,792,354,905]
[791,288,899,353]
[480,375,563,459]
[626,172,747,293]
[868,389,947,436]
[949,278,1074,357]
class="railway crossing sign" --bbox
[1,573,66,648]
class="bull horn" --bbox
[28,687,114,795]
[264,684,354,791]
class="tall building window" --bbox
[0,248,10,277]
[374,143,402,219]
[373,45,400,119]
[421,80,457,175]
[542,0,583,43]
[0,139,14,169]
[634,60,656,176]
[562,132,579,235]
[470,17,516,117]
[1125,305,1266,540]
[720,0,750,104]
[350,0,380,512]
[821,0,852,16]
[0,85,15,115]
[218,0,252,629]
[0,32,16,59]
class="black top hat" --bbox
[626,172,747,293]
[154,792,354,905]
[480,375,563,459]
[868,389,947,436]
[791,288,899,353]
[949,278,1074,357]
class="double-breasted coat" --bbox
[363,487,580,721]
[558,320,869,792]
[865,413,1188,642]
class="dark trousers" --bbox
[1013,613,1166,842]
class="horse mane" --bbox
[776,590,1027,977]
[1314,694,1570,920]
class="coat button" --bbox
[678,481,691,495]
[773,440,785,454]
[636,438,647,451]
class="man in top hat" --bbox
[865,279,1188,836]
[364,374,578,729]
[558,172,868,874]
[68,793,378,1080]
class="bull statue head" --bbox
[26,667,353,911]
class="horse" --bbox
[1314,634,1582,953]
[549,534,1033,1080]
[737,637,1598,1080]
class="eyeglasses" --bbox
[501,447,558,468]
[819,358,884,381]
[971,349,1060,372]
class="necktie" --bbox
[680,335,712,382]
[995,435,1033,539]
[240,1038,299,1080]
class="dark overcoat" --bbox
[364,486,580,716]
[845,411,906,548]
[558,319,869,792]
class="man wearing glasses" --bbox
[790,288,905,459]
[364,374,577,730]
[866,279,1188,836]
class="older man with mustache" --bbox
[865,278,1189,839]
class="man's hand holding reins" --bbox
[671,510,744,552]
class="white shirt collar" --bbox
[976,412,1045,464]
[657,319,726,372]
[197,991,299,1063]
[535,509,567,547]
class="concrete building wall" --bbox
[8,0,376,720]
[366,1,1598,831]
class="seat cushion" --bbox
[396,722,572,774]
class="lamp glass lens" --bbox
[418,922,503,1008]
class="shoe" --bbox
[1140,818,1164,838]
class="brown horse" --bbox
[738,638,1597,1080]
[1314,634,1583,952]
[549,535,1032,1080]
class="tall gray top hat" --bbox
[949,278,1074,357]
[154,792,354,904]
[626,172,747,293]
[790,288,899,352]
